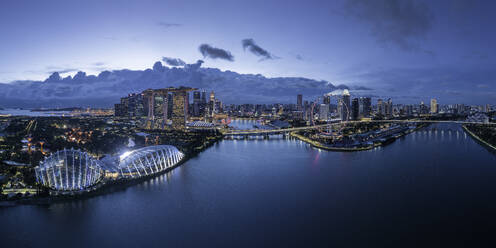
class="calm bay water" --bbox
[0,109,71,117]
[1,122,496,247]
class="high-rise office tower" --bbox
[359,97,371,118]
[184,91,190,119]
[172,91,188,128]
[297,94,303,111]
[323,95,331,105]
[210,91,215,102]
[351,98,359,120]
[215,99,222,113]
[341,89,351,121]
[377,99,384,116]
[430,99,438,114]
[192,91,201,117]
[319,104,329,120]
[386,98,393,118]
[201,90,207,104]
[208,91,216,116]
[193,91,201,104]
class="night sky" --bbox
[0,0,495,106]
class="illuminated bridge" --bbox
[224,120,496,136]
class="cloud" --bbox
[157,22,182,28]
[0,61,347,107]
[242,39,275,60]
[344,0,434,51]
[92,62,105,66]
[162,57,186,66]
[185,60,204,71]
[47,67,78,74]
[295,54,304,60]
[198,44,234,61]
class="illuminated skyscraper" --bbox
[359,97,371,118]
[297,94,303,111]
[430,99,438,114]
[377,99,384,116]
[193,91,201,104]
[210,91,215,102]
[319,104,329,120]
[340,89,351,121]
[172,91,188,128]
[386,98,393,118]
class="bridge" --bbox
[224,119,496,136]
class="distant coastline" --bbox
[0,108,71,117]
[30,107,83,112]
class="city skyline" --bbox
[2,1,496,247]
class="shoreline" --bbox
[290,124,426,152]
[290,132,376,151]
[462,125,496,151]
[1,135,223,206]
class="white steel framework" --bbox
[34,148,104,191]
[118,145,184,178]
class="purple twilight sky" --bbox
[0,0,495,106]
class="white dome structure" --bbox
[34,148,104,191]
[117,145,184,178]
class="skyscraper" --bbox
[192,91,201,117]
[359,97,371,118]
[297,94,303,111]
[172,91,188,128]
[430,99,438,114]
[341,89,351,121]
[208,91,216,116]
[319,104,329,120]
[351,98,359,120]
[193,91,201,104]
[377,99,384,116]
[210,91,215,103]
[201,90,207,104]
[386,98,393,118]
[323,95,331,105]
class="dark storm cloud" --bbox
[157,22,182,28]
[345,0,434,51]
[242,39,275,60]
[198,44,234,61]
[162,57,186,66]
